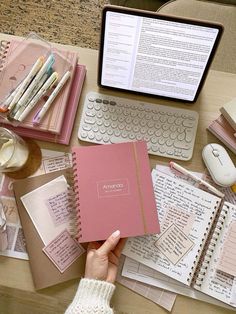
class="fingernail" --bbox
[112,230,120,238]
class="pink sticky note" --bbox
[217,221,236,276]
[42,229,85,273]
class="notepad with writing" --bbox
[71,141,160,243]
[0,38,78,134]
[123,168,236,308]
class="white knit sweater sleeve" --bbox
[65,278,115,314]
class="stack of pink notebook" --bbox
[0,39,86,144]
[3,64,86,144]
[208,114,236,154]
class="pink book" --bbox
[0,38,78,134]
[71,141,160,242]
[208,114,236,154]
[4,64,86,145]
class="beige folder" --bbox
[13,169,86,290]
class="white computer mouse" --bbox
[202,143,236,187]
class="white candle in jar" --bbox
[0,138,29,169]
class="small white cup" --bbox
[0,127,29,173]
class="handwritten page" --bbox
[122,169,221,285]
[155,224,194,265]
[20,175,73,245]
[194,202,236,306]
[217,221,236,276]
[121,256,234,310]
[117,255,176,312]
[43,229,85,273]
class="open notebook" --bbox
[123,168,236,308]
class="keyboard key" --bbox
[95,133,102,141]
[82,124,91,131]
[174,141,191,150]
[84,117,95,124]
[110,136,128,144]
[183,119,196,128]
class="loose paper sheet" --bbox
[155,223,194,265]
[122,256,235,310]
[161,206,195,235]
[43,229,85,273]
[117,255,176,312]
[20,175,72,245]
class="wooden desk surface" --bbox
[0,33,236,314]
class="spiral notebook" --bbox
[71,141,160,243]
[0,39,78,134]
[123,169,236,308]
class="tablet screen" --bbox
[98,6,223,102]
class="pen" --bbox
[33,70,71,125]
[12,71,49,120]
[169,161,225,198]
[0,82,23,113]
[10,66,54,120]
[14,54,55,112]
[7,56,45,111]
[17,72,58,122]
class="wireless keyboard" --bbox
[78,92,199,161]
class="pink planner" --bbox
[71,141,160,243]
[3,64,86,145]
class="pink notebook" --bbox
[0,39,78,134]
[3,64,86,145]
[208,114,236,154]
[71,141,160,242]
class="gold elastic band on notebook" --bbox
[132,142,147,234]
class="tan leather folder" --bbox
[13,169,86,290]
